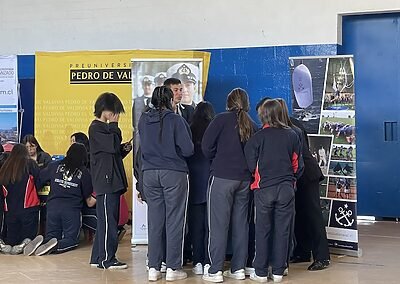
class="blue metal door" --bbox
[339,13,400,217]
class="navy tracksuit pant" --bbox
[207,176,250,274]
[253,181,295,277]
[188,203,209,265]
[90,192,120,268]
[5,210,39,246]
[45,207,81,253]
[144,169,189,271]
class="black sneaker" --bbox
[102,261,128,270]
[23,235,44,256]
[307,260,330,271]
[10,238,32,255]
[35,238,58,256]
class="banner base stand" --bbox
[330,247,362,258]
[131,238,148,246]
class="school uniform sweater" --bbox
[202,111,256,181]
[1,159,41,214]
[88,120,128,195]
[39,161,93,210]
[138,109,194,172]
[244,126,303,189]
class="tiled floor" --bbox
[0,220,399,283]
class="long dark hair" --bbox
[0,144,30,184]
[276,98,294,127]
[190,101,215,143]
[62,143,88,176]
[22,134,45,153]
[226,88,254,142]
[258,99,289,129]
[151,86,173,142]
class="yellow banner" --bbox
[35,50,211,210]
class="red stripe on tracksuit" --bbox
[250,163,260,190]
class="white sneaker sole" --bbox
[250,274,269,283]
[149,274,162,281]
[166,275,187,281]
[202,275,224,283]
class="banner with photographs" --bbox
[131,58,207,244]
[290,55,359,256]
[0,55,18,149]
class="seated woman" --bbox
[22,135,52,169]
[23,143,96,256]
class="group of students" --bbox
[0,97,131,270]
[0,78,331,282]
[134,79,331,282]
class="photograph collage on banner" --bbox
[0,55,18,149]
[290,55,358,253]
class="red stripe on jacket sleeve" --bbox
[292,152,299,174]
[250,164,260,190]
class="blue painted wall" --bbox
[203,45,337,121]
[339,13,400,217]
[17,55,35,139]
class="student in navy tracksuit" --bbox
[244,99,303,283]
[88,92,129,270]
[202,88,257,283]
[23,143,96,256]
[138,86,194,282]
[187,101,215,275]
[0,144,41,253]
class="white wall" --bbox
[1,0,400,54]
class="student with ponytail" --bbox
[202,88,257,282]
[244,99,303,283]
[138,86,194,282]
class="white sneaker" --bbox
[245,267,255,276]
[250,272,269,283]
[283,268,288,276]
[166,268,187,281]
[202,271,223,283]
[192,263,203,275]
[161,262,167,273]
[148,268,162,282]
[204,264,211,275]
[223,269,245,280]
[271,274,283,283]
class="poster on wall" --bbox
[131,58,205,244]
[35,51,210,231]
[0,55,18,148]
[290,55,359,256]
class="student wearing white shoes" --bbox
[187,102,215,275]
[202,88,257,283]
[0,144,41,254]
[244,99,303,283]
[138,86,194,282]
[23,143,96,256]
